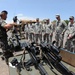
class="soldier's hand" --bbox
[50,33,53,36]
[13,23,17,26]
[61,32,64,35]
[7,23,17,28]
[68,34,72,39]
[13,23,17,25]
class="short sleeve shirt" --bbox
[0,19,7,27]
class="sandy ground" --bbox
[0,49,9,75]
[0,48,24,75]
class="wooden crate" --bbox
[60,50,75,67]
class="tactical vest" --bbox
[0,24,7,39]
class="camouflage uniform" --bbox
[34,22,42,44]
[63,21,75,52]
[0,19,8,49]
[43,23,51,43]
[51,23,56,43]
[48,23,54,43]
[54,15,67,47]
[29,23,35,42]
[0,19,13,61]
[42,22,46,42]
[24,24,29,40]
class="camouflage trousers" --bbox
[63,31,68,48]
[63,30,75,52]
[0,38,13,59]
[35,34,42,44]
[29,33,34,42]
[43,33,50,43]
[53,31,63,47]
[0,38,8,52]
[65,38,75,53]
[25,32,29,40]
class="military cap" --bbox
[36,18,39,21]
[56,14,60,17]
[44,19,47,22]
[1,10,8,14]
[69,16,74,19]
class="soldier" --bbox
[42,19,46,42]
[0,10,17,64]
[63,16,75,52]
[29,20,35,42]
[53,14,67,47]
[34,18,42,45]
[19,21,25,39]
[51,21,56,43]
[46,19,53,43]
[12,16,18,38]
[24,22,29,40]
[43,19,50,43]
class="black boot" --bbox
[3,51,13,65]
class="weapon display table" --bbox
[9,53,75,75]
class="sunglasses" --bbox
[69,18,73,20]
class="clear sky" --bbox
[0,0,75,22]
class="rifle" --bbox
[40,42,75,75]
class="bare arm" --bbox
[3,23,17,29]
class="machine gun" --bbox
[10,42,48,75]
[24,42,48,75]
[40,42,75,75]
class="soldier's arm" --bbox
[62,21,68,34]
[3,23,17,29]
[49,24,54,36]
[71,32,75,38]
[71,28,75,38]
[40,24,43,33]
[49,23,53,33]
[68,33,75,39]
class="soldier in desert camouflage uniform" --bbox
[43,19,51,43]
[63,16,75,52]
[34,18,42,45]
[53,14,67,47]
[29,20,35,42]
